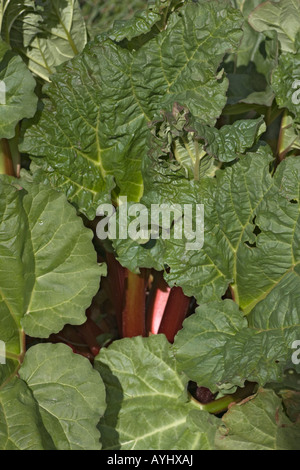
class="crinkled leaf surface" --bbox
[0,177,102,348]
[173,300,247,392]
[0,343,106,450]
[236,154,300,312]
[249,0,300,53]
[192,116,266,162]
[95,335,219,450]
[172,155,300,390]
[81,0,150,38]
[174,295,300,391]
[216,388,300,450]
[102,0,165,43]
[21,0,243,218]
[0,43,37,139]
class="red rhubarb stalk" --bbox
[122,269,148,338]
[158,286,190,343]
[146,271,171,335]
[75,316,103,356]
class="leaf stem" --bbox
[8,126,21,177]
[189,382,257,414]
[158,286,190,342]
[194,139,200,181]
[230,283,239,305]
[146,270,171,335]
[190,393,237,414]
[122,269,149,338]
[0,138,14,176]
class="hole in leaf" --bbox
[140,238,157,249]
[244,240,256,248]
[188,382,217,404]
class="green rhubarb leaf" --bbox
[237,154,300,312]
[95,334,219,450]
[174,293,300,391]
[277,112,300,157]
[81,0,150,38]
[21,0,243,218]
[102,0,165,43]
[130,1,242,125]
[191,115,266,163]
[216,388,300,450]
[0,377,55,450]
[173,300,247,393]
[249,0,300,53]
[225,0,277,107]
[0,343,106,450]
[107,9,161,43]
[18,343,106,450]
[271,38,300,123]
[0,42,37,139]
[0,176,102,352]
[6,0,87,81]
[173,151,300,388]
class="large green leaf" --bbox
[0,43,37,139]
[0,176,102,364]
[95,334,219,450]
[215,388,300,450]
[21,0,243,218]
[4,0,87,81]
[249,0,300,53]
[173,300,247,392]
[174,295,300,391]
[0,343,106,450]
[19,343,106,450]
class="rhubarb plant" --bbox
[0,0,300,450]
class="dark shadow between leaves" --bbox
[96,362,123,450]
